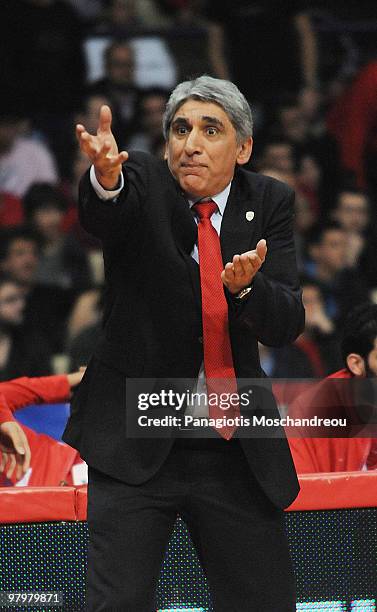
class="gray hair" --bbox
[162,75,253,143]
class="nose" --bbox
[184,128,202,156]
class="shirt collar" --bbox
[188,182,232,216]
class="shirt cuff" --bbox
[90,165,124,201]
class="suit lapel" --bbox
[170,186,202,312]
[220,171,259,265]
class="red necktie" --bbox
[193,201,240,440]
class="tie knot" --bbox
[193,200,218,220]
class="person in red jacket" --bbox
[288,302,377,473]
[0,368,85,485]
[326,60,377,193]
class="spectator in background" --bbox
[0,368,86,486]
[296,154,322,221]
[257,139,295,176]
[288,302,377,474]
[293,194,316,272]
[326,60,377,199]
[0,0,86,178]
[205,1,318,126]
[0,228,76,353]
[22,183,91,291]
[0,274,52,382]
[259,278,342,380]
[156,0,213,82]
[0,113,58,199]
[126,87,170,153]
[305,222,369,327]
[258,341,316,379]
[60,145,101,250]
[85,2,177,91]
[94,0,145,35]
[297,276,343,376]
[67,287,104,369]
[332,189,377,291]
[271,97,340,212]
[87,41,141,146]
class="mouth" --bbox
[180,163,207,175]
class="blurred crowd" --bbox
[0,0,376,381]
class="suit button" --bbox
[198,336,203,344]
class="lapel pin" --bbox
[246,211,254,221]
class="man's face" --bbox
[32,206,64,241]
[1,239,39,285]
[263,143,293,173]
[0,282,25,326]
[336,192,369,233]
[142,95,166,135]
[107,45,134,87]
[318,229,346,272]
[166,99,252,199]
[279,106,308,142]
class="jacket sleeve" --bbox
[0,375,70,424]
[234,188,305,346]
[78,152,150,243]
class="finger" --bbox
[21,434,31,474]
[15,453,23,481]
[77,130,99,158]
[223,262,235,283]
[6,453,16,480]
[15,450,28,481]
[8,426,27,458]
[95,142,128,167]
[238,253,253,275]
[15,429,30,474]
[247,252,263,271]
[232,254,244,276]
[97,105,112,134]
[0,451,6,473]
[100,151,128,168]
[76,123,86,136]
[118,150,129,163]
[256,239,267,261]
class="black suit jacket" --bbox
[63,151,304,509]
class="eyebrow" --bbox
[171,116,225,129]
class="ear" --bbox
[346,353,366,377]
[236,137,253,166]
[163,141,168,160]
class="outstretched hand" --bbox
[0,421,31,481]
[76,105,128,190]
[222,239,267,294]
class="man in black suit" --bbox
[63,76,304,611]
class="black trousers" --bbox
[86,439,295,612]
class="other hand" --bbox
[0,421,31,481]
[221,239,267,294]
